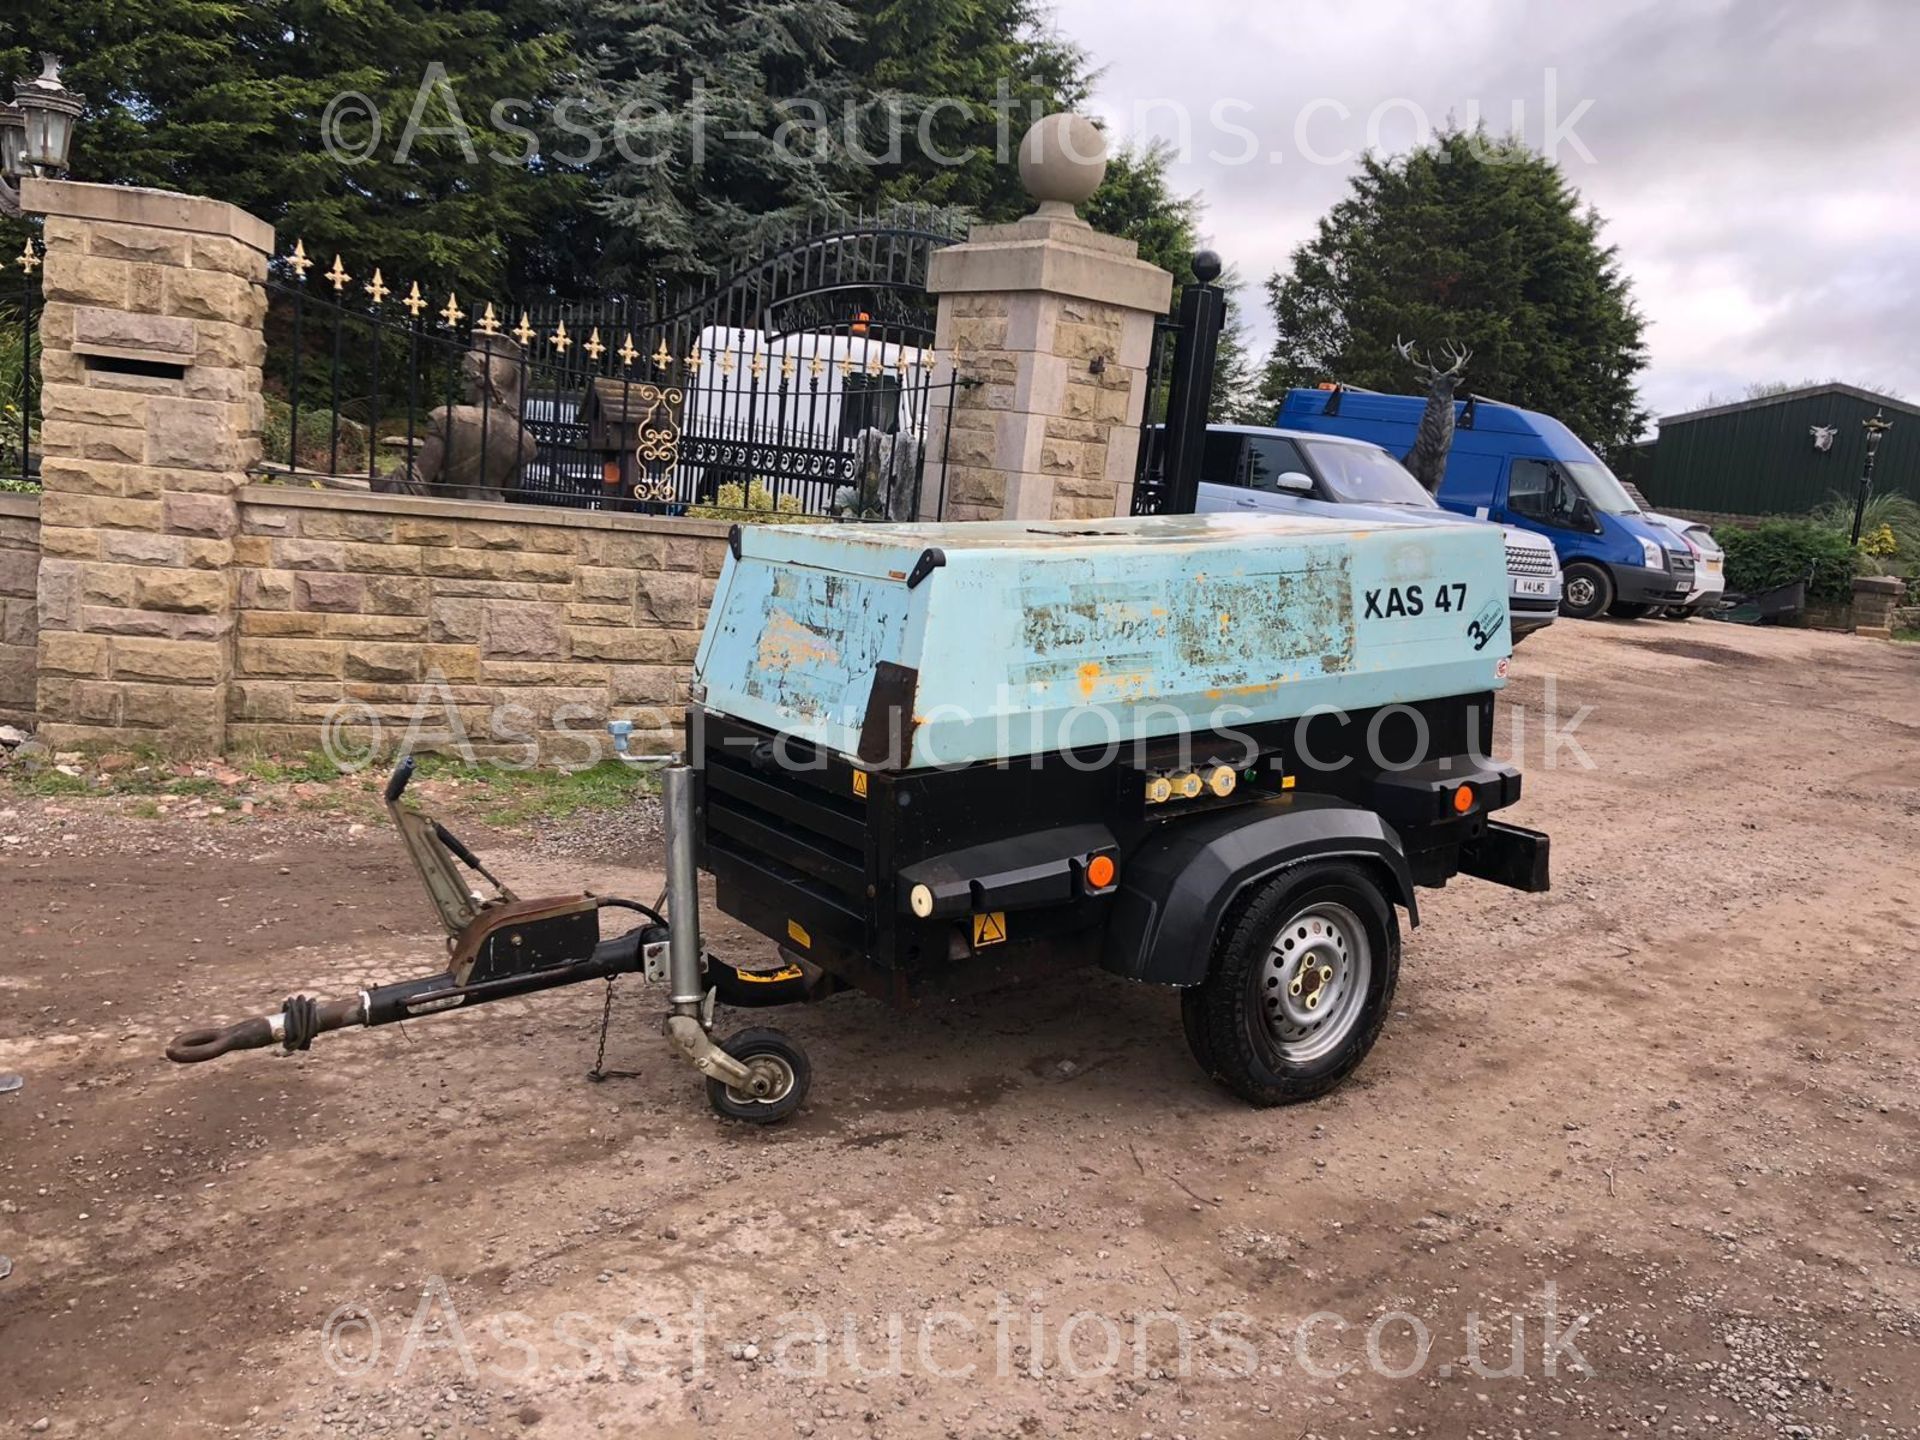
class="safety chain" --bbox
[588,974,618,1082]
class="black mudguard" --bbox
[1100,793,1417,987]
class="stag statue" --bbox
[1396,337,1471,494]
[375,332,535,498]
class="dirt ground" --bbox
[3,618,1919,1440]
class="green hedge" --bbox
[1714,519,1857,604]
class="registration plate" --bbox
[1514,577,1553,597]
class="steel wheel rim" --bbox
[1257,902,1372,1065]
[726,1054,797,1107]
[1566,575,1597,609]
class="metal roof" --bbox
[1658,382,1919,429]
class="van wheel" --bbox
[1180,862,1400,1106]
[1608,602,1655,620]
[1559,562,1613,620]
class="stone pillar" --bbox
[1850,574,1905,638]
[22,179,271,753]
[922,116,1173,522]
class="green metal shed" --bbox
[1647,383,1918,517]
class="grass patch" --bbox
[21,770,89,797]
[239,752,342,783]
[409,757,658,825]
[127,798,161,819]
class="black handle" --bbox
[434,821,482,871]
[384,755,415,804]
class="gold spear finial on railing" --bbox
[719,349,736,377]
[584,327,605,362]
[365,268,389,305]
[324,255,351,293]
[287,239,312,280]
[550,317,571,354]
[15,239,39,274]
[750,353,766,381]
[652,339,672,371]
[439,291,465,329]
[809,355,825,381]
[684,347,703,372]
[477,303,501,336]
[780,355,796,383]
[512,311,535,347]
[401,281,427,319]
[617,334,638,367]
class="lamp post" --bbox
[0,55,84,219]
[1850,408,1894,546]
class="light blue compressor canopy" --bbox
[692,511,1511,771]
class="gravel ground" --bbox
[2,617,1918,1439]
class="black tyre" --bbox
[705,1028,811,1124]
[1180,861,1401,1106]
[1607,601,1655,620]
[1559,561,1614,620]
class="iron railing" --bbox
[2,235,42,488]
[259,212,968,522]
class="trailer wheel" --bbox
[1559,562,1613,620]
[706,1028,811,1124]
[1181,862,1400,1106]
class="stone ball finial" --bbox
[1018,114,1108,219]
[1191,249,1223,285]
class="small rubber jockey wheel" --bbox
[706,1027,812,1124]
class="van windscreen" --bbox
[1561,460,1641,515]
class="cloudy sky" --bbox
[1051,0,1919,429]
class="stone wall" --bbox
[0,494,41,729]
[227,487,729,758]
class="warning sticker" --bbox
[786,918,811,949]
[971,911,1008,948]
[851,770,869,798]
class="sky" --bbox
[1050,0,1920,430]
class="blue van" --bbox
[1277,389,1693,620]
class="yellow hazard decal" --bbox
[737,963,806,984]
[786,919,811,948]
[851,770,869,798]
[971,911,1008,948]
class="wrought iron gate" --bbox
[3,234,42,486]
[260,210,965,521]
